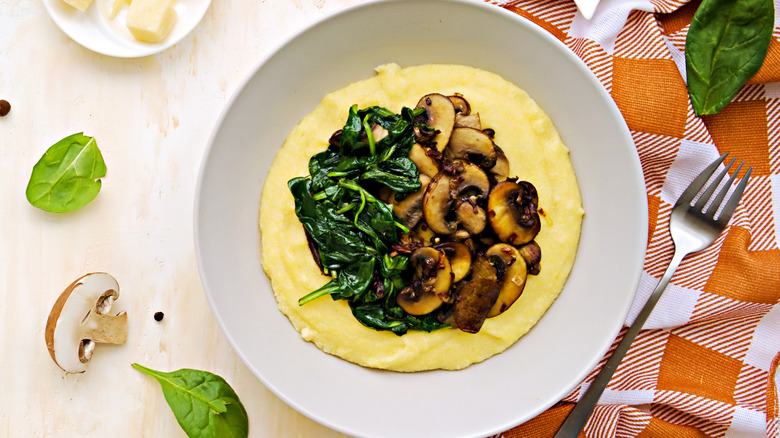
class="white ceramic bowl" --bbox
[195,1,647,437]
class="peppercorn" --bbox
[154,311,164,321]
[0,100,10,117]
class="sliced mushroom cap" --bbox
[406,221,436,247]
[454,113,482,129]
[435,241,472,283]
[485,244,528,317]
[453,278,500,333]
[397,247,452,315]
[444,127,498,169]
[487,180,541,246]
[489,145,510,181]
[45,273,128,373]
[454,198,487,235]
[448,94,471,115]
[389,174,431,229]
[408,143,441,178]
[415,93,456,152]
[518,241,542,275]
[423,161,490,235]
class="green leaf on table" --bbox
[685,0,774,116]
[132,363,249,438]
[26,132,106,212]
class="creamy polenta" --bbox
[259,64,583,372]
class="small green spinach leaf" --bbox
[26,132,106,213]
[132,363,248,438]
[685,0,774,115]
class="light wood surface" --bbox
[0,1,362,436]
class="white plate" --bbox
[195,1,647,437]
[43,0,211,58]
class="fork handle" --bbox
[553,249,686,437]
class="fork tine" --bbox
[694,156,736,212]
[704,160,743,216]
[676,153,728,207]
[716,165,752,227]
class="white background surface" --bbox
[0,0,359,436]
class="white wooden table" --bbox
[0,1,362,436]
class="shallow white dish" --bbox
[195,1,647,437]
[43,0,210,58]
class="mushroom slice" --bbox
[444,127,498,169]
[448,94,471,115]
[397,247,452,315]
[45,273,128,373]
[423,161,490,235]
[489,145,510,181]
[485,244,528,317]
[453,278,500,333]
[518,241,542,275]
[454,113,482,130]
[454,198,487,235]
[415,93,456,152]
[406,221,436,246]
[389,174,431,229]
[371,123,389,142]
[408,143,441,178]
[487,180,541,246]
[435,241,472,283]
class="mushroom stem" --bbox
[81,311,128,344]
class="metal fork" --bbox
[554,153,752,437]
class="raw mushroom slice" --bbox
[45,273,128,373]
[487,180,541,246]
[485,244,528,317]
[444,127,498,169]
[423,161,490,235]
[396,247,452,315]
[415,93,456,152]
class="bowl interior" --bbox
[195,1,647,437]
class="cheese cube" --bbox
[61,0,93,11]
[126,0,177,43]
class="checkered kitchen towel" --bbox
[486,0,780,437]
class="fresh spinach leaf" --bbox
[26,132,106,213]
[132,363,248,438]
[685,0,774,115]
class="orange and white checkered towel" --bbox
[487,0,780,437]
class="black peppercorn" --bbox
[154,311,164,321]
[0,100,10,117]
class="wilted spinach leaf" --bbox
[290,104,443,335]
[685,0,774,115]
[26,132,106,213]
[132,363,248,438]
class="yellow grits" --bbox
[259,64,583,372]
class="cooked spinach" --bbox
[132,363,248,438]
[26,132,107,213]
[290,105,449,335]
[685,0,774,115]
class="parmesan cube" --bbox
[61,0,93,11]
[126,0,177,43]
